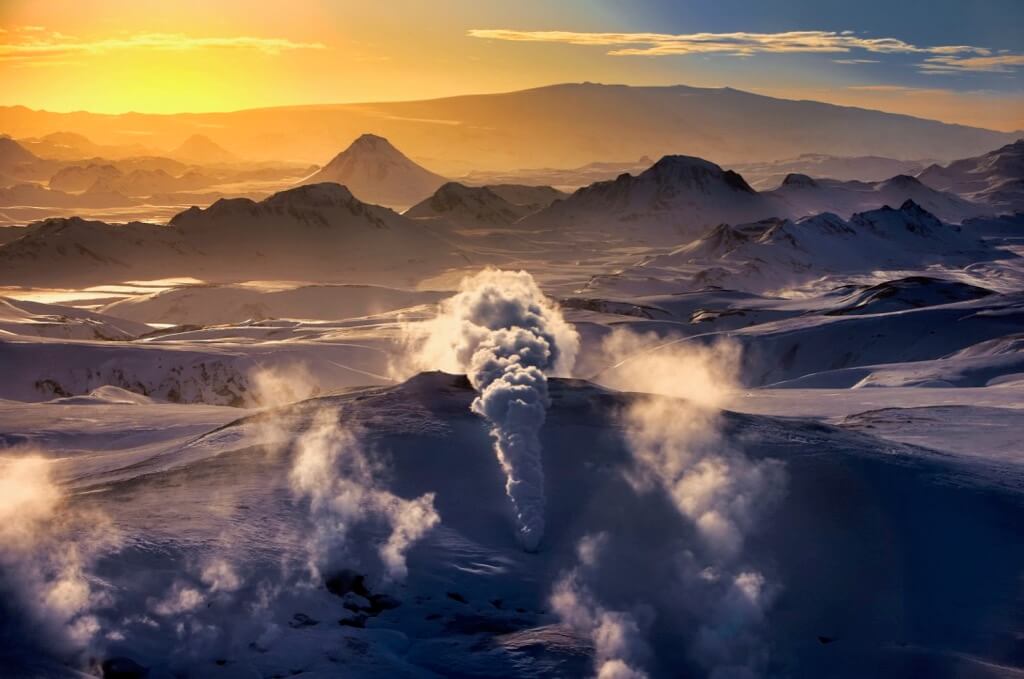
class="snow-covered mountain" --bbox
[405,182,563,228]
[766,173,988,223]
[732,154,930,189]
[917,139,1024,212]
[302,134,447,208]
[519,155,784,244]
[0,183,468,286]
[643,201,1001,291]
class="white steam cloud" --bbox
[288,409,439,580]
[0,452,120,657]
[551,534,650,679]
[397,268,578,551]
[597,330,784,675]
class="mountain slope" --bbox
[917,139,1024,212]
[302,134,446,207]
[3,372,1021,677]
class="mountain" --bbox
[170,134,237,164]
[0,136,55,183]
[643,201,1000,291]
[0,135,40,169]
[917,139,1024,213]
[1,84,1017,173]
[766,172,988,223]
[0,183,468,286]
[18,131,151,161]
[0,182,138,209]
[732,153,931,190]
[460,157,655,191]
[48,163,122,192]
[519,155,783,244]
[405,182,563,228]
[301,133,447,207]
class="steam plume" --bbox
[288,409,439,580]
[397,268,578,551]
[597,329,784,674]
[0,452,120,657]
[551,534,650,679]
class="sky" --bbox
[0,0,1021,130]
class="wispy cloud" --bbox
[468,28,1022,75]
[920,54,1024,73]
[467,29,985,57]
[0,29,326,61]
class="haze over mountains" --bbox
[2,83,1019,173]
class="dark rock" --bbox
[325,569,370,598]
[339,614,368,628]
[101,657,148,679]
[446,591,467,604]
[289,613,319,628]
[367,593,401,613]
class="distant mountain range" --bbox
[0,183,467,286]
[1,83,1018,172]
[2,135,1020,287]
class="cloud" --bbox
[920,54,1024,73]
[469,28,1023,77]
[468,28,987,58]
[0,30,326,61]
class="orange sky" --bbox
[1,0,1021,131]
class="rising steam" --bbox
[597,329,785,675]
[0,452,120,658]
[288,409,439,580]
[551,534,650,679]
[397,268,578,551]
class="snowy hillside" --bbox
[918,139,1024,212]
[2,372,1021,678]
[520,155,783,245]
[767,173,988,222]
